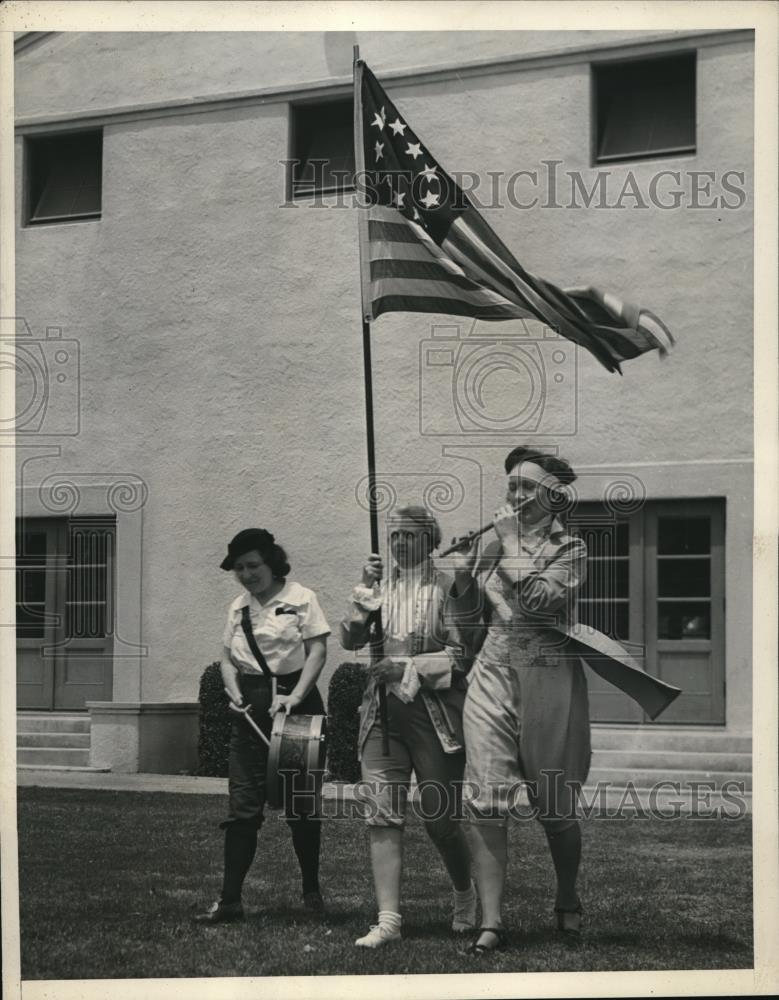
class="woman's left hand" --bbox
[269,692,303,716]
[369,657,406,684]
[449,534,480,574]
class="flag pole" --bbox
[354,45,390,756]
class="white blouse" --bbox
[223,581,330,676]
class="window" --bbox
[25,130,103,224]
[570,499,724,724]
[593,52,696,163]
[289,99,354,198]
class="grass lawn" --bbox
[18,786,752,979]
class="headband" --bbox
[509,461,565,494]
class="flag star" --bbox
[405,142,423,160]
[370,107,386,130]
[389,118,407,136]
[420,189,440,209]
[392,190,406,208]
[420,162,438,182]
[412,207,422,221]
[374,141,384,161]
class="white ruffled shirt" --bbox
[348,562,452,703]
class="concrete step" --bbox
[17,732,91,749]
[16,714,90,734]
[17,747,91,767]
[587,766,752,792]
[17,764,111,773]
[591,747,752,773]
[591,726,751,754]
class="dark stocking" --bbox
[220,821,258,904]
[287,815,321,894]
[544,821,581,911]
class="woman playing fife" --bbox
[458,446,590,955]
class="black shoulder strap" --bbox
[240,604,273,680]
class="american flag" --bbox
[354,59,674,374]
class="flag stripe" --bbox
[372,294,526,321]
[371,275,530,312]
[368,219,421,245]
[371,258,492,293]
[369,240,440,264]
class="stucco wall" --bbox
[14,31,754,730]
[15,30,696,118]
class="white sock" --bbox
[453,882,476,902]
[377,909,402,932]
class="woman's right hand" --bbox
[224,688,250,714]
[493,504,521,548]
[361,553,383,587]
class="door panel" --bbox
[54,640,114,710]
[654,648,719,723]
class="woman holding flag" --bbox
[340,505,478,948]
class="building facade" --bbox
[12,29,754,773]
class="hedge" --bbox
[196,661,231,777]
[326,662,367,783]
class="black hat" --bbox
[220,528,275,571]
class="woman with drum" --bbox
[457,447,590,955]
[194,528,330,924]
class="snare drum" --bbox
[266,711,328,809]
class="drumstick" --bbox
[438,497,534,557]
[224,688,271,747]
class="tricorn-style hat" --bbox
[220,528,275,571]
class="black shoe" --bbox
[193,900,245,924]
[554,901,583,943]
[302,890,326,914]
[464,926,508,956]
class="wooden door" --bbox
[16,517,114,711]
